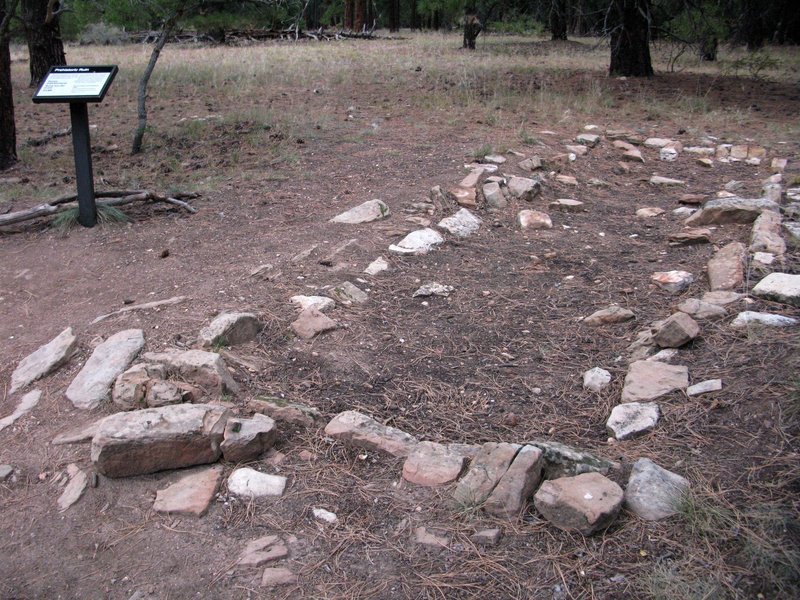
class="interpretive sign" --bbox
[32,66,118,228]
[33,66,118,104]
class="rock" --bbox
[516,210,552,230]
[330,199,390,224]
[518,156,543,171]
[66,330,145,410]
[364,256,390,276]
[227,467,287,498]
[707,242,745,291]
[660,147,679,162]
[0,465,13,481]
[622,148,644,162]
[402,442,467,486]
[696,157,714,168]
[730,145,748,160]
[685,146,714,156]
[413,526,449,548]
[199,313,260,348]
[153,465,223,517]
[483,154,506,165]
[437,208,482,238]
[221,414,277,463]
[91,404,230,478]
[687,379,722,396]
[576,133,600,147]
[507,176,541,201]
[751,272,800,307]
[313,508,338,524]
[685,197,779,226]
[290,295,335,313]
[52,419,104,445]
[534,472,623,535]
[412,282,454,298]
[526,440,618,478]
[248,397,321,428]
[771,158,788,173]
[555,175,579,186]
[10,327,77,394]
[702,291,743,306]
[621,360,689,403]
[784,222,800,248]
[324,410,418,457]
[565,145,588,156]
[644,138,671,148]
[730,311,798,328]
[649,176,684,186]
[453,442,519,507]
[752,252,776,267]
[328,281,368,306]
[676,299,727,320]
[647,349,679,363]
[112,364,164,410]
[291,308,338,339]
[549,199,584,212]
[388,228,444,255]
[651,270,694,294]
[607,402,660,440]
[672,207,697,219]
[0,390,41,433]
[613,140,635,151]
[483,181,507,209]
[471,528,502,546]
[237,534,289,567]
[653,313,700,348]
[715,144,731,160]
[145,380,184,407]
[484,445,544,518]
[447,186,477,208]
[636,207,664,218]
[583,368,612,392]
[583,306,635,327]
[750,211,785,256]
[668,228,712,246]
[141,349,239,395]
[261,567,297,587]
[625,458,689,521]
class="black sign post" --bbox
[33,66,118,228]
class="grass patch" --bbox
[52,204,130,232]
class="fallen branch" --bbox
[0,190,199,228]
[25,127,72,147]
[91,296,188,325]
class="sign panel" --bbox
[33,66,118,104]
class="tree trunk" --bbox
[740,0,765,50]
[21,0,66,87]
[463,14,481,49]
[609,0,653,77]
[388,0,399,32]
[550,0,568,41]
[0,1,18,170]
[343,0,353,29]
[353,0,366,32]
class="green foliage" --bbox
[723,50,780,80]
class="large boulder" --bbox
[91,403,230,478]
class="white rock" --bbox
[57,467,88,512]
[0,390,42,432]
[330,199,390,224]
[10,327,77,394]
[576,133,600,147]
[388,228,444,255]
[437,208,482,238]
[507,176,541,201]
[312,508,338,523]
[66,330,145,410]
[607,402,660,440]
[650,176,685,186]
[672,207,696,218]
[227,468,287,498]
[412,283,454,298]
[364,256,389,276]
[583,368,611,392]
[751,273,800,307]
[644,138,672,148]
[687,379,722,396]
[647,349,679,363]
[636,207,665,218]
[290,295,335,313]
[483,154,506,164]
[651,271,694,294]
[730,311,798,328]
[517,210,552,229]
[659,147,679,162]
[199,313,260,347]
[625,458,689,521]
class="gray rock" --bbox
[437,208,482,238]
[412,282,454,298]
[651,271,694,294]
[402,441,467,486]
[730,311,798,328]
[517,210,552,229]
[364,256,390,276]
[534,472,623,535]
[518,156,542,171]
[290,295,335,313]
[453,442,519,507]
[783,222,800,248]
[751,272,800,307]
[750,211,786,256]
[507,176,541,201]
[0,465,13,481]
[52,419,104,445]
[702,291,743,306]
[526,440,618,478]
[248,397,321,428]
[647,349,679,363]
[261,567,297,587]
[228,467,286,498]
[91,403,230,478]
[413,526,450,548]
[238,534,289,567]
[621,360,689,403]
[291,308,338,339]
[687,379,722,396]
[483,181,507,210]
[324,410,418,457]
[625,458,689,521]
[329,281,368,305]
[145,380,184,407]
[607,402,660,440]
[57,466,88,512]
[330,199,390,224]
[153,465,223,517]
[388,228,444,255]
[221,413,277,463]
[708,242,745,291]
[484,445,544,518]
[0,389,41,432]
[112,363,167,411]
[142,349,239,395]
[576,133,600,147]
[471,528,502,546]
[199,313,260,348]
[583,367,612,392]
[644,138,671,148]
[583,306,635,327]
[676,299,727,320]
[66,329,145,410]
[685,197,779,226]
[653,312,700,348]
[10,327,77,394]
[649,176,685,186]
[549,199,585,212]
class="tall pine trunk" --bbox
[22,0,66,87]
[0,1,18,170]
[609,0,653,77]
[550,0,569,41]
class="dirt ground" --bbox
[0,34,799,599]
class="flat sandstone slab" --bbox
[153,465,223,517]
[11,327,77,394]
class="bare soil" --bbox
[0,35,799,599]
